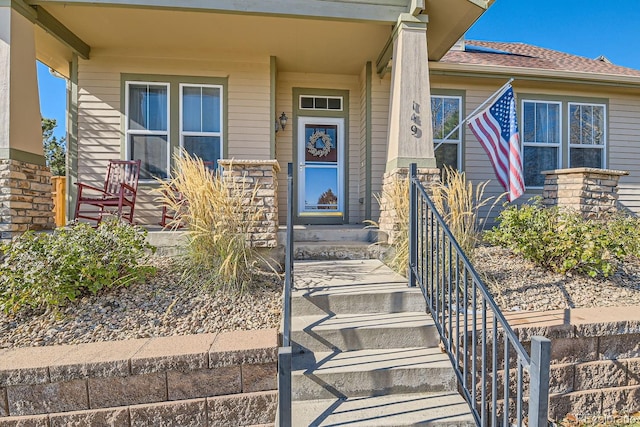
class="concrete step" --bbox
[292,280,425,316]
[291,392,476,426]
[291,347,457,400]
[291,312,439,353]
[279,225,375,243]
[294,241,379,260]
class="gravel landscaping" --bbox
[475,245,640,312]
[2,244,640,349]
[0,256,282,349]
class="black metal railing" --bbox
[277,163,294,427]
[408,163,551,427]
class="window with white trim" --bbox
[126,82,170,180]
[180,84,223,168]
[431,95,462,171]
[569,102,606,168]
[522,100,561,187]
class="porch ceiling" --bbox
[35,4,394,76]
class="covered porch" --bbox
[0,0,492,239]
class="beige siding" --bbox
[370,74,391,222]
[276,72,363,224]
[436,83,640,224]
[609,95,640,214]
[76,53,271,225]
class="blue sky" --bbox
[37,0,640,140]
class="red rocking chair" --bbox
[74,159,141,225]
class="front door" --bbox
[297,116,344,222]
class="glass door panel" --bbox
[298,117,344,217]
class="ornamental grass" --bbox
[156,151,268,293]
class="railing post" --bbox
[408,163,417,287]
[529,336,551,427]
[277,346,292,427]
[287,163,294,279]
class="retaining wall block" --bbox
[241,363,277,393]
[88,372,167,409]
[574,360,627,390]
[207,390,277,427]
[7,379,88,416]
[49,407,130,427]
[129,398,207,427]
[167,366,241,401]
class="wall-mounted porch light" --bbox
[279,112,288,131]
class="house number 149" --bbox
[411,101,422,138]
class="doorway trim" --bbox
[292,87,349,225]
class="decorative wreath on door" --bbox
[306,131,334,157]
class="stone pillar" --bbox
[0,6,54,240]
[541,167,629,218]
[218,159,280,248]
[385,13,435,172]
[378,166,439,244]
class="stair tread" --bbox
[294,259,406,287]
[292,392,475,426]
[292,347,451,374]
[292,312,434,331]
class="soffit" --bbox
[37,4,393,75]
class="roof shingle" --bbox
[439,40,640,77]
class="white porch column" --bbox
[385,13,435,171]
[0,5,54,240]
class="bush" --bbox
[485,198,640,277]
[156,152,270,292]
[0,219,156,313]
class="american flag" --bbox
[468,86,525,201]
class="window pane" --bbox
[431,97,444,139]
[432,97,460,141]
[183,136,221,167]
[535,103,548,142]
[570,104,605,146]
[305,167,338,210]
[301,97,314,109]
[202,87,221,132]
[128,84,167,131]
[183,86,202,132]
[315,97,327,109]
[147,86,168,131]
[523,102,535,143]
[548,103,560,143]
[435,144,458,171]
[443,98,460,140]
[570,147,603,168]
[523,101,559,144]
[128,84,147,131]
[524,146,558,187]
[130,134,168,179]
[328,98,341,110]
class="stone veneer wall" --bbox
[542,168,628,218]
[218,159,280,248]
[0,329,277,426]
[378,167,440,244]
[0,159,55,241]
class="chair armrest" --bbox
[76,182,110,197]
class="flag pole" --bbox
[433,78,514,152]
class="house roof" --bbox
[439,40,640,78]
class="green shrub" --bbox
[156,151,271,292]
[485,198,640,277]
[0,219,156,313]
